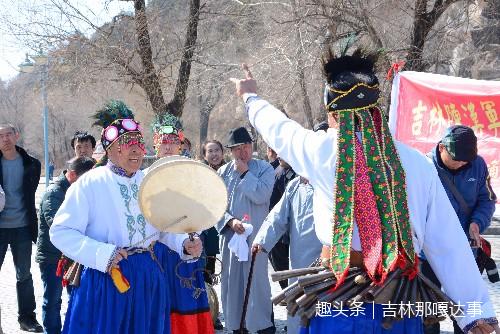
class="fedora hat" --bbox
[226,127,253,148]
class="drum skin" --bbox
[139,156,228,233]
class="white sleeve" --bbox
[0,184,5,212]
[246,98,326,183]
[159,232,195,261]
[422,171,496,330]
[49,183,116,273]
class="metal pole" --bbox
[41,64,49,188]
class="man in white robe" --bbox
[50,101,202,334]
[217,126,276,334]
[229,65,498,333]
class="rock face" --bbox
[459,1,500,80]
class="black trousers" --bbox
[203,256,216,284]
[268,238,289,290]
[421,259,463,334]
[0,227,37,321]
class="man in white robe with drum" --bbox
[50,101,203,334]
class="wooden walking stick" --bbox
[239,248,258,333]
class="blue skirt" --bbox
[300,304,423,334]
[63,243,170,334]
[162,247,214,333]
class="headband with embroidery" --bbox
[324,82,380,113]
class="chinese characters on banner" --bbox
[389,71,500,203]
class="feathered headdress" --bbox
[91,100,142,151]
[151,112,185,146]
[92,100,135,129]
[323,50,417,288]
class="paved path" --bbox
[0,183,498,333]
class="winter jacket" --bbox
[36,172,70,264]
[430,145,497,236]
[0,146,41,242]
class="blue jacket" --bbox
[430,145,497,236]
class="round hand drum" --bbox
[139,156,228,233]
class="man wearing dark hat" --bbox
[216,126,276,334]
[230,55,498,334]
[433,125,496,249]
[422,125,497,334]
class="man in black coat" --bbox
[0,124,42,332]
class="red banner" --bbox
[389,71,500,203]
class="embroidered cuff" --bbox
[462,317,498,333]
[104,247,119,273]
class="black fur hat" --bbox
[322,49,380,113]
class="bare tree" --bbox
[292,0,315,128]
[130,0,167,115]
[0,0,484,162]
[165,0,201,117]
[196,76,223,151]
[4,0,201,117]
[406,0,464,71]
[125,0,201,117]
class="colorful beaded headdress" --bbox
[324,50,417,288]
[91,100,144,151]
[151,113,185,147]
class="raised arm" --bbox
[230,64,328,183]
[246,99,327,183]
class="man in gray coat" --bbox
[254,176,322,334]
[217,127,276,334]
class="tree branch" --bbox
[134,0,167,114]
[165,0,201,117]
